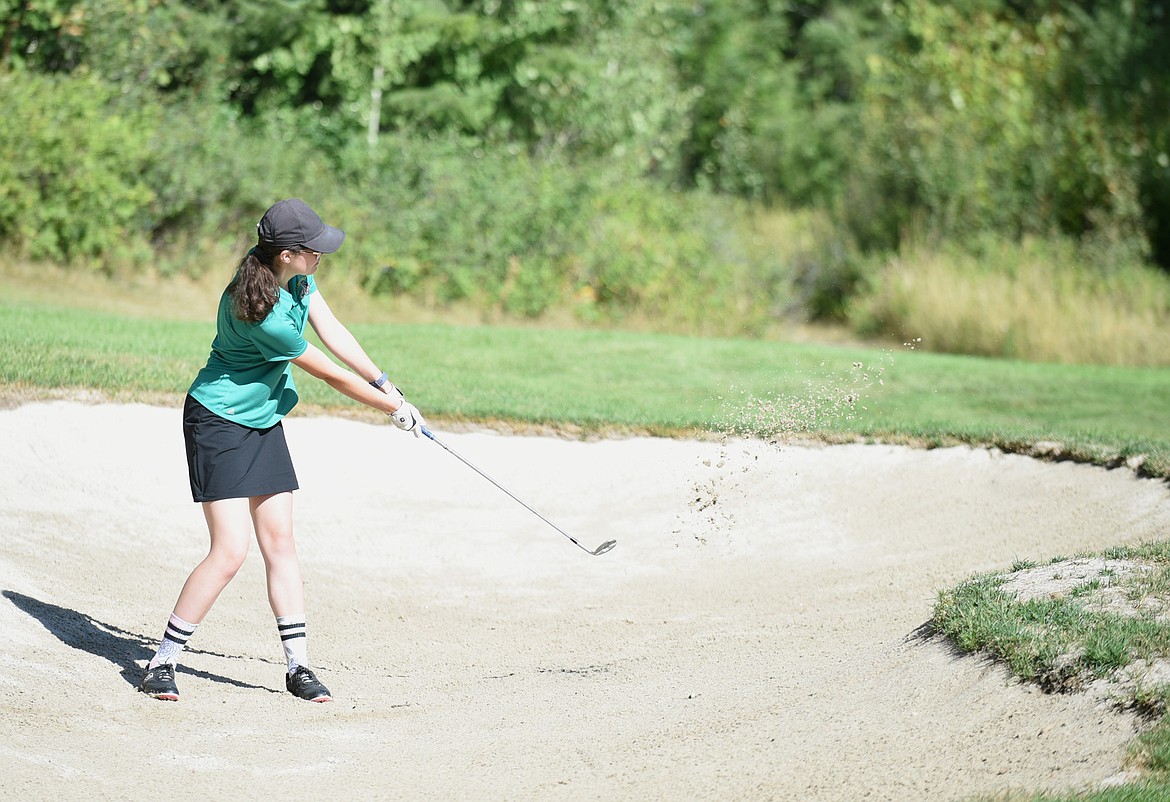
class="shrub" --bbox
[335,134,593,317]
[0,72,157,265]
[139,105,342,275]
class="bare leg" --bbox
[250,491,329,699]
[250,491,304,618]
[170,497,253,624]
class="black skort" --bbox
[183,395,299,502]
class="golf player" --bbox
[140,198,425,702]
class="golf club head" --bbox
[592,539,618,556]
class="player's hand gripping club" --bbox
[390,400,426,436]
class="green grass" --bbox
[1006,783,1170,802]
[938,543,1170,800]
[935,571,1170,689]
[6,298,1170,477]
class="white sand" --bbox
[3,401,1169,800]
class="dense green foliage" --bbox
[852,0,1170,263]
[2,0,1169,348]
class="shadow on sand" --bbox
[3,589,276,693]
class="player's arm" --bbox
[306,291,383,384]
[291,341,427,436]
[291,342,402,415]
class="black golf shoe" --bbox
[286,666,332,702]
[139,663,180,701]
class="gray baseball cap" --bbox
[257,198,346,253]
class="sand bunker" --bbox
[3,401,1170,800]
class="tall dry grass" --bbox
[854,238,1170,366]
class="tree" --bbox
[670,0,885,204]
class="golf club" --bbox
[420,426,617,557]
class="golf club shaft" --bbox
[420,426,612,556]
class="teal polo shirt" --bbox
[188,274,316,429]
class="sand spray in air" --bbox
[674,352,895,549]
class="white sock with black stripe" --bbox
[148,612,198,669]
[276,616,309,674]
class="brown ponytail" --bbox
[227,244,282,323]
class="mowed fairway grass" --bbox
[3,294,1170,477]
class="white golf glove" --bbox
[390,401,426,437]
